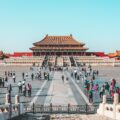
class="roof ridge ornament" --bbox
[70,34,72,37]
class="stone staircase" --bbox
[69,56,76,66]
[12,114,113,120]
[42,56,48,67]
[50,114,114,120]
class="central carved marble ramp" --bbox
[44,71,77,105]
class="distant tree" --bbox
[0,51,8,60]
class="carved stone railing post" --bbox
[114,93,119,105]
[103,95,107,104]
[97,95,106,115]
[5,94,9,105]
[15,95,20,115]
[113,93,119,119]
[15,95,19,105]
[102,95,106,115]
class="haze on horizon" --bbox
[0,0,120,54]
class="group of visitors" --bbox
[1,70,33,97]
[70,64,120,103]
[87,78,120,103]
[43,72,50,80]
[18,80,32,97]
[2,63,120,105]
[0,77,5,87]
[0,71,16,88]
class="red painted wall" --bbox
[95,52,107,57]
[8,52,33,57]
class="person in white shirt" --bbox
[18,81,22,93]
[12,75,16,83]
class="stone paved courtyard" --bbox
[0,65,119,120]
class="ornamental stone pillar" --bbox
[15,95,20,104]
[103,95,107,104]
[97,95,106,115]
[114,93,119,105]
[113,93,119,120]
[5,94,9,104]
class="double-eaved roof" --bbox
[30,35,88,51]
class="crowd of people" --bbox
[70,65,120,103]
[1,64,120,104]
[0,66,52,99]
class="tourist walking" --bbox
[2,78,5,87]
[62,75,64,83]
[5,76,8,82]
[111,79,116,90]
[25,73,28,79]
[66,77,69,81]
[22,72,25,79]
[74,72,77,79]
[23,84,26,97]
[18,81,22,93]
[99,85,105,98]
[88,90,93,103]
[7,84,12,93]
[31,73,34,80]
[89,79,93,90]
[104,82,110,95]
[5,71,7,76]
[96,70,99,76]
[93,84,99,98]
[12,75,16,83]
[84,79,89,94]
[27,83,32,97]
[47,73,50,80]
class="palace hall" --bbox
[30,34,88,56]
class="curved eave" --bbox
[82,47,88,50]
[30,47,88,50]
[33,43,85,47]
[33,43,39,46]
[30,48,34,50]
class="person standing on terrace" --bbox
[31,73,34,80]
[22,72,25,79]
[62,75,64,83]
[111,79,116,90]
[12,74,16,83]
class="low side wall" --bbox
[0,104,25,120]
[97,94,120,120]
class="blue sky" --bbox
[0,0,120,53]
